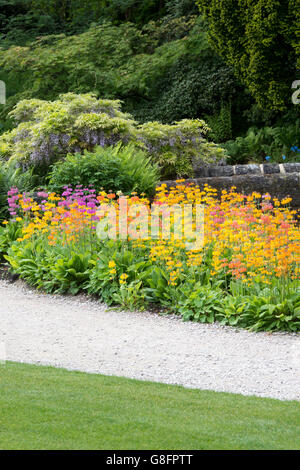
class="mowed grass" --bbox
[0,362,300,450]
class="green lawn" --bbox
[0,362,299,450]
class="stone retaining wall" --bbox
[193,162,300,178]
[161,163,300,209]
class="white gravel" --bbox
[0,279,299,401]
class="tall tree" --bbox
[197,0,299,110]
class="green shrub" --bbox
[205,102,232,143]
[87,240,151,307]
[223,121,300,164]
[176,282,225,323]
[5,238,95,294]
[48,143,160,197]
[137,119,227,178]
[0,220,22,261]
[223,127,275,164]
[215,290,300,332]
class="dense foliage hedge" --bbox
[197,0,299,111]
[223,121,300,164]
[48,144,160,197]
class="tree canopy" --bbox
[197,0,300,110]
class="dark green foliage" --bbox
[205,103,232,143]
[197,0,299,110]
[0,1,60,47]
[165,0,199,18]
[131,49,240,125]
[177,283,225,323]
[0,14,250,136]
[48,144,160,197]
[0,0,168,48]
[224,120,300,164]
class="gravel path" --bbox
[0,280,299,401]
